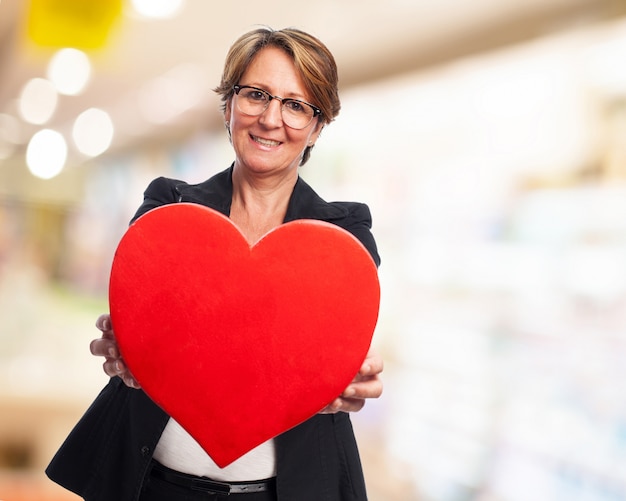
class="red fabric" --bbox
[109,203,380,467]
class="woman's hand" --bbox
[90,313,141,389]
[319,350,383,414]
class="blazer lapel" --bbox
[174,165,346,225]
[284,176,348,223]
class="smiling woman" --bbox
[224,46,325,213]
[214,27,341,167]
[46,26,383,501]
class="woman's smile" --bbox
[250,134,282,148]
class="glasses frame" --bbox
[233,85,322,130]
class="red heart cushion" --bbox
[109,203,380,467]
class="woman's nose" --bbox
[259,98,284,127]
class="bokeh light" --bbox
[18,78,58,125]
[131,0,184,19]
[72,108,114,156]
[26,129,67,179]
[47,48,92,96]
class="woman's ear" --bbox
[223,100,233,141]
[224,99,232,125]
[309,122,324,146]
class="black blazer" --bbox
[46,166,380,501]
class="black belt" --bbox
[150,460,276,495]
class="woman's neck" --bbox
[229,166,298,244]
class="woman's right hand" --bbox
[90,313,141,389]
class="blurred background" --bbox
[1,0,626,499]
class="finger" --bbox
[318,397,343,414]
[90,337,119,358]
[122,374,141,389]
[343,376,383,400]
[103,357,136,380]
[359,351,384,376]
[103,358,123,378]
[320,397,367,414]
[96,316,116,342]
[95,313,112,332]
[103,359,140,389]
[336,397,366,413]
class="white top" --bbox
[152,418,276,481]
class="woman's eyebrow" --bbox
[243,83,308,100]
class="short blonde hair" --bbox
[214,27,340,164]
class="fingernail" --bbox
[114,360,122,373]
[344,387,356,397]
[108,347,116,357]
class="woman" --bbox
[46,27,383,501]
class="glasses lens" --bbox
[235,86,316,130]
[281,99,314,129]
[236,87,269,116]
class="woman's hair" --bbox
[214,27,340,165]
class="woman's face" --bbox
[225,46,323,178]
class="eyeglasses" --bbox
[233,85,322,130]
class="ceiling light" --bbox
[131,0,184,19]
[47,48,92,96]
[18,78,58,125]
[26,129,67,179]
[73,108,114,156]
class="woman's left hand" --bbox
[319,350,383,414]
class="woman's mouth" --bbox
[251,135,281,147]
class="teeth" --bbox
[253,135,281,147]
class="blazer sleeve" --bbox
[334,202,381,268]
[130,177,185,223]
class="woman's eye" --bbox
[246,90,267,101]
[285,100,305,113]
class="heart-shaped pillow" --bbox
[109,203,380,467]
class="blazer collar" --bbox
[175,165,348,223]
